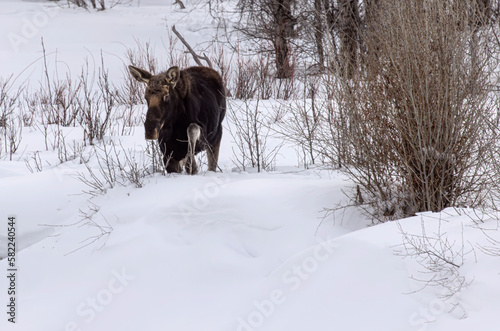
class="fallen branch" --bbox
[171,25,213,68]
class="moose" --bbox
[128,65,226,174]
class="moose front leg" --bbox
[166,158,182,173]
[185,123,201,175]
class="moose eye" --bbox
[163,95,169,102]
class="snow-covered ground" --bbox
[0,1,500,330]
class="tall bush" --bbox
[328,0,498,219]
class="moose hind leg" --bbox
[207,128,222,172]
[186,123,201,175]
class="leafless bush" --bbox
[71,201,113,254]
[26,90,50,151]
[255,53,274,100]
[66,0,129,11]
[37,50,81,127]
[54,130,86,164]
[227,99,282,172]
[78,57,114,145]
[395,218,474,313]
[145,140,168,175]
[26,43,84,152]
[43,77,81,127]
[77,139,165,196]
[21,90,37,127]
[275,57,297,100]
[79,143,117,196]
[27,38,82,130]
[273,72,323,167]
[119,146,150,188]
[2,115,23,161]
[477,221,500,256]
[210,42,233,94]
[53,129,69,163]
[0,76,24,160]
[25,151,43,173]
[229,50,292,100]
[0,76,18,120]
[77,145,120,196]
[323,0,498,220]
[232,56,258,100]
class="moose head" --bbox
[128,65,180,140]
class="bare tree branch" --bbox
[174,0,185,9]
[171,25,213,68]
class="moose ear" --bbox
[165,66,180,87]
[128,65,151,84]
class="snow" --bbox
[0,1,500,330]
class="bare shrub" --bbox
[44,77,81,127]
[20,90,37,127]
[229,51,291,100]
[145,140,168,175]
[273,72,323,168]
[395,218,474,314]
[77,142,124,196]
[324,0,498,220]
[232,53,258,100]
[66,0,128,11]
[2,115,23,161]
[0,76,24,160]
[37,46,82,128]
[275,54,297,100]
[227,99,282,172]
[25,151,43,173]
[78,57,114,145]
[0,76,19,122]
[77,139,166,196]
[255,53,274,100]
[76,202,113,252]
[210,42,233,94]
[55,130,85,164]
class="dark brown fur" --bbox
[129,65,226,174]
